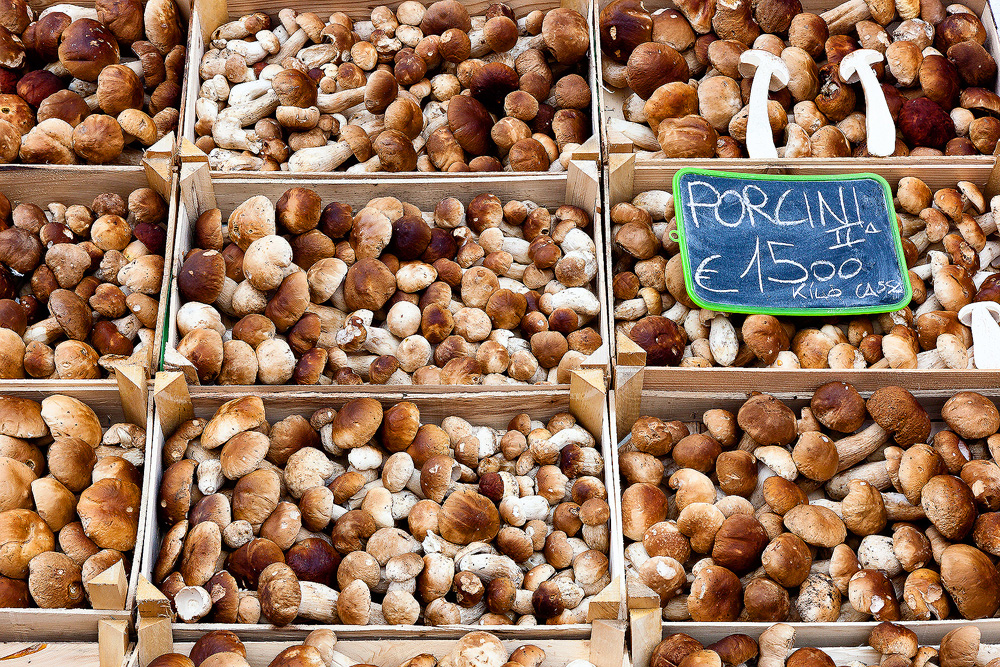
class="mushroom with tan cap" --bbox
[736,393,797,450]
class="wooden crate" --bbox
[594,0,1000,188]
[0,640,136,667]
[627,620,1000,667]
[0,146,177,386]
[139,374,624,640]
[0,381,151,642]
[178,0,601,178]
[607,386,1000,667]
[2,0,185,172]
[157,628,624,667]
[603,155,1000,397]
[163,158,610,389]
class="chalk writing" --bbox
[673,169,911,315]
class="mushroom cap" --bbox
[190,629,246,666]
[869,621,918,659]
[628,316,685,366]
[77,478,141,550]
[621,482,668,541]
[330,397,383,450]
[939,626,980,667]
[268,646,326,667]
[0,509,54,578]
[439,490,500,545]
[866,386,931,446]
[940,544,1000,619]
[28,550,84,608]
[810,381,866,432]
[47,288,92,340]
[737,394,797,447]
[541,7,589,65]
[202,396,266,450]
[0,397,45,439]
[921,475,977,541]
[40,395,101,446]
[447,631,508,667]
[942,392,1000,440]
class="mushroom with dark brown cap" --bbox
[867,386,932,447]
[811,381,866,432]
[737,394,797,449]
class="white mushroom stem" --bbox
[663,302,690,324]
[200,75,231,102]
[980,240,1000,268]
[916,334,969,369]
[268,28,309,64]
[914,293,942,316]
[228,79,274,107]
[834,423,890,471]
[316,88,367,114]
[207,148,265,171]
[298,581,339,622]
[226,32,279,64]
[811,492,925,520]
[826,461,892,499]
[213,15,264,42]
[607,118,660,151]
[196,98,219,124]
[174,586,212,622]
[908,229,930,254]
[39,4,97,20]
[213,116,263,153]
[288,141,356,172]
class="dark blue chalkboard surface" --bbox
[672,169,912,316]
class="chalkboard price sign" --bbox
[672,169,912,316]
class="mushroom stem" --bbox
[207,149,265,171]
[268,28,309,64]
[821,0,872,34]
[298,581,340,622]
[607,118,660,151]
[826,461,892,499]
[812,491,925,520]
[834,422,891,471]
[317,88,367,114]
[288,141,356,172]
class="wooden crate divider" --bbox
[180,0,601,178]
[0,640,137,667]
[141,370,623,640]
[603,149,1000,395]
[162,153,610,388]
[593,0,1000,186]
[608,385,1000,667]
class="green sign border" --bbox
[671,168,913,317]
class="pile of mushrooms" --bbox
[154,396,611,626]
[150,629,597,667]
[168,188,601,385]
[0,393,145,608]
[196,0,591,172]
[0,187,167,378]
[600,0,1000,157]
[653,622,1000,667]
[0,0,185,164]
[613,178,998,368]
[623,384,1000,622]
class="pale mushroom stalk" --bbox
[607,118,660,151]
[826,461,892,499]
[268,28,310,64]
[207,149,266,171]
[840,50,895,157]
[958,302,1000,369]
[738,50,790,159]
[811,492,925,520]
[316,88,367,114]
[834,422,890,471]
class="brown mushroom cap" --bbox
[866,386,931,446]
[942,392,1000,440]
[737,394,797,447]
[0,509,54,578]
[47,288,92,340]
[940,543,1000,619]
[0,397,45,439]
[810,382,866,432]
[439,490,500,545]
[76,478,141,551]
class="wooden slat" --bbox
[0,642,128,667]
